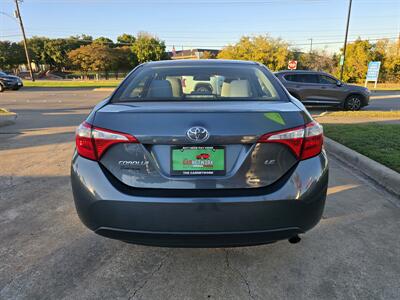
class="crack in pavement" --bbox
[224,249,256,300]
[128,254,169,300]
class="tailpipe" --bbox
[288,235,301,244]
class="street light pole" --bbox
[340,0,352,81]
[14,0,35,81]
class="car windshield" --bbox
[0,71,7,76]
[113,65,281,102]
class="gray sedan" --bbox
[71,60,328,247]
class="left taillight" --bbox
[258,121,323,160]
[75,121,138,161]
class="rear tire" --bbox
[344,95,362,111]
[0,84,4,92]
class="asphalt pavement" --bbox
[0,89,399,299]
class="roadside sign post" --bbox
[288,60,297,70]
[365,61,381,88]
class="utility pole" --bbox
[340,0,352,81]
[309,38,313,53]
[14,0,35,81]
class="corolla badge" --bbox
[186,126,209,143]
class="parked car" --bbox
[275,70,370,110]
[0,71,23,92]
[71,60,328,247]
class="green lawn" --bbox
[354,83,400,91]
[325,111,400,118]
[324,124,400,173]
[23,80,121,88]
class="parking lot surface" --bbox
[1,89,399,299]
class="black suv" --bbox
[0,71,23,92]
[275,70,370,110]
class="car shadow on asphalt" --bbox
[0,107,92,151]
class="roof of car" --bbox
[144,59,259,67]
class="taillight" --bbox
[75,122,96,160]
[258,121,323,160]
[75,122,138,161]
[301,121,323,160]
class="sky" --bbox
[1,0,399,53]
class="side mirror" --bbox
[336,80,342,86]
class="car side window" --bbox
[284,74,302,82]
[300,74,319,83]
[319,75,337,85]
[284,74,319,83]
[284,74,295,82]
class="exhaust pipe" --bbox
[288,235,301,244]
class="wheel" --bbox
[344,95,362,111]
[0,84,4,92]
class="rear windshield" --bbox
[112,65,283,102]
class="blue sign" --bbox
[366,61,381,81]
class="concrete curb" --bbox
[370,95,400,100]
[324,137,400,197]
[93,88,115,92]
[0,112,17,127]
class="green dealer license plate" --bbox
[171,146,225,176]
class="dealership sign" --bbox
[288,60,297,70]
[365,61,381,88]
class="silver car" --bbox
[71,60,328,247]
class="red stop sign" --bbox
[288,60,297,70]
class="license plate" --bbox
[171,146,225,176]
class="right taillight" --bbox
[258,121,323,160]
[75,121,138,161]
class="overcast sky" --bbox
[1,0,399,53]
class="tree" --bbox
[201,51,216,59]
[297,50,336,73]
[93,37,114,47]
[337,38,374,83]
[27,36,51,68]
[0,41,25,72]
[68,43,120,78]
[217,35,290,71]
[131,32,167,63]
[373,39,400,83]
[117,34,136,45]
[114,46,137,74]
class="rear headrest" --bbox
[166,77,182,97]
[147,80,173,98]
[229,80,250,97]
[220,82,231,97]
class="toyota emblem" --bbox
[186,127,209,143]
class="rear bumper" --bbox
[71,151,328,247]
